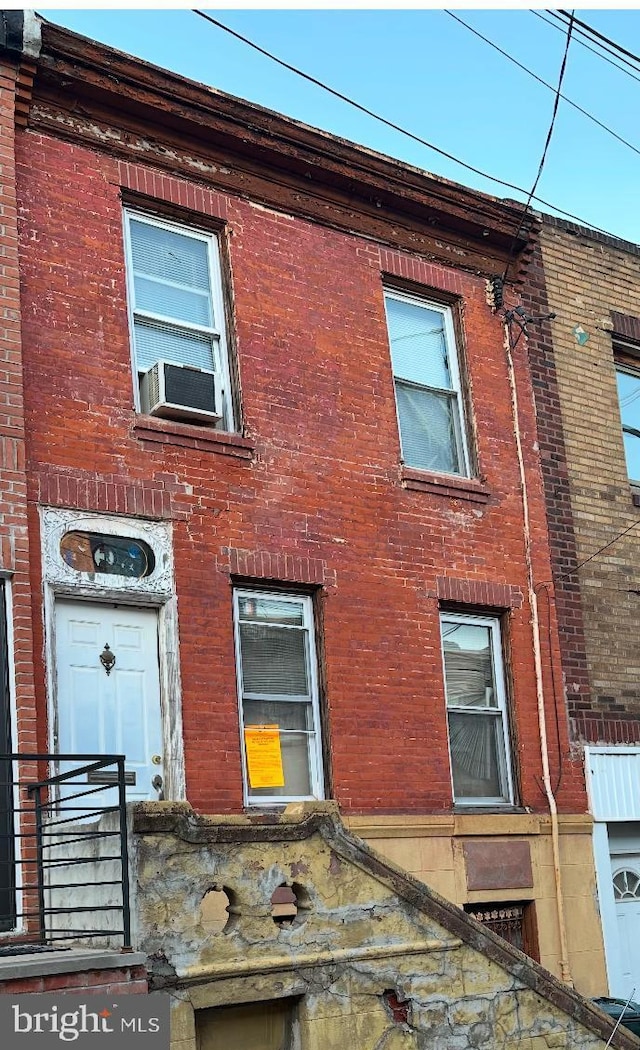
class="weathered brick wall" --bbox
[520,234,592,736]
[14,131,586,815]
[0,54,37,755]
[536,219,640,743]
[0,964,148,995]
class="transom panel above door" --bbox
[54,600,163,802]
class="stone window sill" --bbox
[401,466,490,504]
[133,416,254,460]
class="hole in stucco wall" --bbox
[382,989,411,1025]
[270,882,310,927]
[201,886,238,935]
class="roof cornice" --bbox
[17,17,535,278]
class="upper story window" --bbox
[616,363,640,484]
[123,211,236,431]
[440,612,514,806]
[233,590,325,807]
[384,289,471,476]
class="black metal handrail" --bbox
[0,754,131,949]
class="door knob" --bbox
[152,773,164,801]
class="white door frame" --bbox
[586,745,640,996]
[40,507,185,802]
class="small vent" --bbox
[140,360,222,425]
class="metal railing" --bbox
[0,754,131,949]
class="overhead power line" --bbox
[446,11,640,159]
[557,9,640,70]
[502,11,575,284]
[531,10,640,85]
[192,9,612,240]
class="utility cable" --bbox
[532,10,640,85]
[550,10,640,78]
[552,515,640,585]
[558,9,640,70]
[192,9,612,240]
[446,11,640,159]
[502,12,575,284]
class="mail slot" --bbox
[87,769,136,786]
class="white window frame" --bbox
[384,288,471,477]
[122,210,236,431]
[440,611,514,806]
[233,589,325,807]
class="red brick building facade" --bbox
[0,13,609,996]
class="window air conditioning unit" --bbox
[140,360,222,425]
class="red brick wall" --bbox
[14,133,587,816]
[0,964,148,995]
[0,57,38,756]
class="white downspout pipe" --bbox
[503,318,573,987]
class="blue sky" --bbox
[43,9,640,243]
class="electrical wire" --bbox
[502,12,575,284]
[446,11,640,159]
[554,515,640,584]
[557,9,640,70]
[531,10,640,86]
[192,9,613,240]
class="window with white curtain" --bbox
[233,590,324,805]
[123,211,235,430]
[440,612,513,805]
[384,289,470,476]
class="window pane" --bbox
[395,381,460,474]
[243,703,315,797]
[386,296,452,389]
[239,623,309,696]
[448,711,507,800]
[238,596,304,627]
[617,369,640,431]
[617,370,640,480]
[622,430,640,482]
[134,275,212,327]
[243,700,313,731]
[130,219,213,326]
[442,622,496,708]
[246,731,313,799]
[134,318,215,372]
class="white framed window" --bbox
[616,363,640,483]
[384,289,470,476]
[123,210,236,430]
[233,589,325,806]
[440,612,514,805]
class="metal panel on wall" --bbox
[586,747,640,822]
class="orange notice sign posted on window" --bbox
[244,725,285,789]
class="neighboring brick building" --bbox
[0,8,618,1026]
[526,214,640,999]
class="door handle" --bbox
[152,773,164,801]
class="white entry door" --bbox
[54,600,163,802]
[612,854,640,999]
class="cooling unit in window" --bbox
[140,360,222,425]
